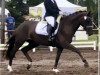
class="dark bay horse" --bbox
[6,11,93,72]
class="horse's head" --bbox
[79,11,93,36]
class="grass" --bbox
[88,34,98,41]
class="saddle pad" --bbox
[35,15,62,36]
[35,21,48,35]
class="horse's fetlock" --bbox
[83,59,86,62]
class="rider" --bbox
[44,0,63,41]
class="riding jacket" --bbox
[44,0,60,19]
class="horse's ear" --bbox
[87,11,93,17]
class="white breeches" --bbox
[45,16,55,27]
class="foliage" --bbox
[27,0,44,6]
[6,0,28,27]
[6,0,44,27]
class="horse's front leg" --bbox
[65,43,89,67]
[53,48,63,72]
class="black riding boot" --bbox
[47,24,54,41]
[54,22,58,30]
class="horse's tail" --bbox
[6,36,15,59]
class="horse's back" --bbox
[16,21,37,31]
[14,21,38,40]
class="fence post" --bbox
[1,0,5,44]
[0,0,5,62]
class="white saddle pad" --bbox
[35,15,62,36]
[35,21,58,36]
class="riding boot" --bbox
[47,24,54,41]
[51,22,58,33]
[54,22,58,30]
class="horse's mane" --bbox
[68,11,87,16]
[61,11,87,20]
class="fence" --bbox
[0,41,97,52]
[49,41,97,51]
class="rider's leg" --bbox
[54,22,58,30]
[47,24,53,40]
[45,16,55,41]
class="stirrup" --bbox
[48,38,52,41]
[48,36,54,41]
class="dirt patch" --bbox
[0,49,98,75]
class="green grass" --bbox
[88,34,98,41]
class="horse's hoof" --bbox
[84,63,89,68]
[27,64,31,70]
[52,68,60,73]
[7,65,13,72]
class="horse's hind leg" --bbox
[21,41,39,70]
[7,44,22,72]
[66,44,89,67]
[6,36,26,72]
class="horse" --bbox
[6,11,93,72]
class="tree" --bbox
[6,0,28,27]
[27,0,44,6]
[0,0,1,7]
[6,0,44,27]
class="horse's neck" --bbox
[56,12,86,43]
[72,18,80,34]
[58,14,82,38]
[70,13,84,34]
[62,16,80,35]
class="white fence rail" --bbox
[71,41,96,50]
[0,41,97,52]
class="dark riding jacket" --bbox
[44,0,60,19]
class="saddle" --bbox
[35,15,62,36]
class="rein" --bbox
[86,26,93,28]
